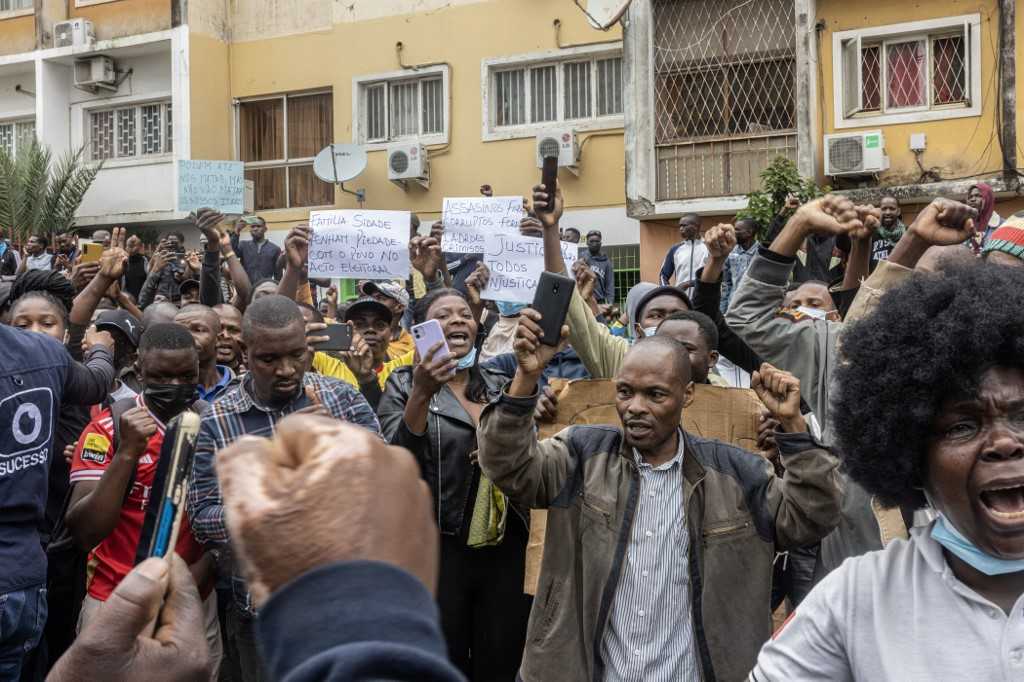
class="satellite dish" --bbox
[313,144,368,183]
[582,0,631,29]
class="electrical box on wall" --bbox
[910,133,927,152]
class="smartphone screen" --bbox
[134,412,201,564]
[412,319,450,362]
[538,156,558,214]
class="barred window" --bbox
[0,119,35,158]
[357,73,446,144]
[88,102,172,161]
[0,0,32,12]
[487,51,622,132]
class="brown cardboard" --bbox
[525,379,765,595]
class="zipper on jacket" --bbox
[702,520,751,539]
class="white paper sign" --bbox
[482,234,578,304]
[441,196,525,254]
[178,160,245,214]
[308,210,410,280]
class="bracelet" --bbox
[223,252,237,260]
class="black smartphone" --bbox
[537,156,558,214]
[313,323,353,352]
[532,271,575,346]
[134,412,200,565]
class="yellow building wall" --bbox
[0,14,36,57]
[816,0,1003,187]
[189,33,234,161]
[223,0,625,230]
[71,0,170,41]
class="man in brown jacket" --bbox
[477,315,841,682]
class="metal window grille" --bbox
[564,61,592,120]
[12,120,34,155]
[365,84,387,141]
[932,34,965,105]
[531,65,558,123]
[0,124,12,156]
[421,77,444,135]
[116,107,137,158]
[141,104,163,155]
[596,57,623,116]
[389,81,418,138]
[165,103,173,153]
[0,0,32,11]
[495,69,526,127]
[652,0,796,200]
[861,45,882,111]
[605,244,640,308]
[90,109,114,161]
[885,40,926,109]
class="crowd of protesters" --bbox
[0,171,1022,682]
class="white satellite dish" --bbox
[582,0,631,29]
[313,143,368,184]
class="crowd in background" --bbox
[0,172,1022,682]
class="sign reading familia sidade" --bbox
[307,210,411,280]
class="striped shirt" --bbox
[601,431,701,682]
[187,371,380,614]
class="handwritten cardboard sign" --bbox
[177,160,245,214]
[481,233,578,303]
[440,196,525,254]
[308,210,410,280]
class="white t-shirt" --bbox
[750,522,1024,681]
[669,240,709,286]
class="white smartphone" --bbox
[411,319,450,362]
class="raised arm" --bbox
[190,208,227,307]
[70,227,128,328]
[276,224,310,302]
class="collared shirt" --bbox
[721,241,758,313]
[197,364,236,402]
[751,521,1024,681]
[661,240,709,288]
[601,431,700,682]
[187,372,380,614]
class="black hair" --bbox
[627,336,691,384]
[252,277,279,290]
[139,322,196,355]
[297,301,324,324]
[786,279,831,294]
[5,269,75,319]
[658,310,719,351]
[586,230,602,239]
[833,262,1024,509]
[413,288,488,404]
[679,213,700,223]
[563,227,581,236]
[31,234,49,248]
[107,327,136,372]
[141,301,180,331]
[9,291,68,327]
[242,294,304,343]
[177,303,220,329]
[879,191,900,205]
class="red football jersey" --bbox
[70,395,204,601]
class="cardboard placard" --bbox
[481,234,579,304]
[177,160,245,214]
[308,210,411,280]
[440,196,525,254]
[524,380,764,595]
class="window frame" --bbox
[0,116,35,157]
[0,0,32,20]
[233,89,335,212]
[481,43,624,142]
[82,96,174,167]
[832,14,981,130]
[351,65,450,150]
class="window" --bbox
[355,69,447,145]
[238,91,334,210]
[0,119,34,157]
[0,0,32,14]
[835,15,980,127]
[485,49,623,137]
[88,102,172,162]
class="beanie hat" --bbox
[982,217,1024,261]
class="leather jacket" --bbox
[378,365,512,536]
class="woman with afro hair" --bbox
[751,260,1024,680]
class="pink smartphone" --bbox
[412,319,450,362]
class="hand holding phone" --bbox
[537,157,558,214]
[412,319,449,362]
[81,242,104,263]
[313,323,353,352]
[531,271,575,346]
[411,319,457,395]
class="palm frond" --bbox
[42,145,85,234]
[0,146,16,236]
[54,155,103,233]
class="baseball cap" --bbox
[242,216,265,226]
[178,279,200,296]
[360,280,410,308]
[343,297,394,324]
[626,283,693,328]
[95,309,142,347]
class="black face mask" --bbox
[143,383,199,419]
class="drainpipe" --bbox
[999,0,1017,183]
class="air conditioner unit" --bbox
[536,129,579,175]
[824,130,889,177]
[73,56,117,92]
[53,19,95,49]
[387,142,429,190]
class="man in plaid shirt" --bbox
[188,295,380,681]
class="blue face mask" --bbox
[931,514,1024,576]
[496,301,528,317]
[456,346,477,371]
